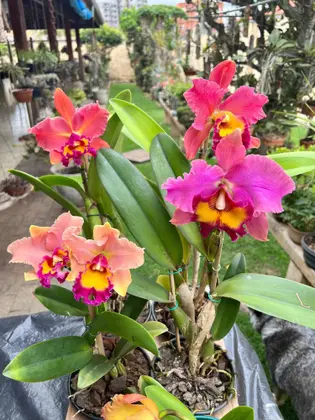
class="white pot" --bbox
[95,88,108,105]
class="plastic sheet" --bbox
[0,312,282,420]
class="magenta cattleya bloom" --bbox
[7,213,83,287]
[63,222,144,305]
[163,130,295,241]
[183,60,268,159]
[30,88,110,166]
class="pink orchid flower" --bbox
[163,130,295,241]
[7,213,83,287]
[30,88,110,166]
[63,222,144,305]
[183,60,268,159]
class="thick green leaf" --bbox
[211,254,245,340]
[39,174,86,199]
[138,375,163,395]
[102,112,123,149]
[77,355,114,389]
[214,273,315,330]
[128,272,171,303]
[150,134,206,256]
[88,312,159,355]
[145,385,195,420]
[221,406,254,420]
[96,148,182,268]
[268,151,315,176]
[109,99,165,151]
[112,321,167,362]
[10,169,91,237]
[34,285,88,317]
[107,89,132,114]
[3,336,92,382]
[121,294,147,320]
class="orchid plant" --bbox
[3,61,315,419]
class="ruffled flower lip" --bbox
[73,254,115,306]
[36,247,70,288]
[60,133,96,167]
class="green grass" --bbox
[109,82,297,419]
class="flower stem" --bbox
[88,305,106,356]
[210,231,224,294]
[191,248,201,298]
[170,272,182,353]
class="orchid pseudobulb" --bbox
[30,88,109,166]
[63,222,144,305]
[102,394,159,420]
[163,130,295,241]
[183,60,268,159]
[7,213,83,287]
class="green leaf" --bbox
[77,355,114,389]
[150,134,206,256]
[107,89,132,113]
[221,406,254,420]
[10,169,91,238]
[211,254,245,340]
[144,385,195,420]
[214,273,315,330]
[102,112,123,149]
[138,375,163,395]
[121,294,147,320]
[128,272,171,303]
[3,336,92,382]
[88,312,159,355]
[34,285,89,317]
[39,174,86,199]
[96,148,182,268]
[268,151,315,176]
[112,320,167,362]
[109,99,165,151]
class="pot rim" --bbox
[68,347,153,420]
[288,223,308,235]
[152,337,235,416]
[302,233,315,257]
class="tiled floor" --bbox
[0,103,30,182]
[0,155,63,317]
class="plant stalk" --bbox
[191,248,201,297]
[210,231,224,294]
[170,272,182,353]
[88,305,106,356]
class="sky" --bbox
[147,0,179,5]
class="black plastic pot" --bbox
[153,338,235,416]
[68,347,153,419]
[302,233,315,269]
[32,86,44,99]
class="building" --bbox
[97,0,147,27]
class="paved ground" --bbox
[0,154,63,317]
[0,103,30,183]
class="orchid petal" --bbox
[215,130,246,172]
[162,159,224,213]
[249,135,260,148]
[45,212,83,251]
[102,394,159,420]
[111,269,132,297]
[90,137,110,151]
[29,117,71,151]
[94,222,120,242]
[49,150,62,164]
[220,86,268,125]
[226,155,295,213]
[246,212,269,241]
[209,60,236,89]
[171,208,195,225]
[54,88,75,127]
[72,103,109,138]
[184,79,225,130]
[7,237,46,269]
[184,123,212,160]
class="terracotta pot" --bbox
[184,67,197,76]
[288,224,308,245]
[300,138,315,149]
[262,133,286,148]
[302,233,315,269]
[12,89,33,103]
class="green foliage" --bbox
[176,105,194,129]
[81,25,123,51]
[65,88,86,106]
[3,337,92,382]
[166,82,191,100]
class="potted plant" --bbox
[277,174,315,244]
[257,118,288,148]
[3,63,315,420]
[302,233,315,269]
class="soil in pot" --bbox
[70,336,151,418]
[154,341,233,414]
